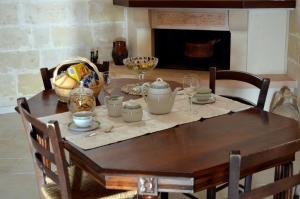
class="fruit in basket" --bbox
[53,57,104,103]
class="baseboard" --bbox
[0,106,16,115]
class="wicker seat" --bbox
[41,166,136,199]
[17,97,137,199]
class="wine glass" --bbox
[123,57,158,94]
[183,75,199,113]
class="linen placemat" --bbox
[39,94,251,150]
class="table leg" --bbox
[160,192,168,199]
[274,162,293,199]
[207,187,216,199]
[71,165,83,191]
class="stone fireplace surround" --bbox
[126,8,289,74]
[123,8,296,110]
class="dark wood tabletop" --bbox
[112,0,296,8]
[28,78,300,198]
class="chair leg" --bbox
[274,162,293,199]
[244,175,252,192]
[207,187,216,199]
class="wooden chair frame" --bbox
[206,67,270,199]
[209,67,270,110]
[229,150,298,199]
[18,97,72,198]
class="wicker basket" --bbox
[53,57,104,103]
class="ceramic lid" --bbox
[150,78,170,89]
[70,82,93,96]
[123,100,142,109]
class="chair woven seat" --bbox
[42,166,136,199]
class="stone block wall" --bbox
[288,0,300,96]
[0,0,125,113]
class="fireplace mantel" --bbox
[113,0,295,8]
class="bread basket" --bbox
[53,57,104,103]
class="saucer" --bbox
[192,96,216,105]
[68,120,100,132]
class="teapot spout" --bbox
[172,87,182,97]
[169,87,182,106]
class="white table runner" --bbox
[39,94,251,150]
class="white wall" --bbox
[247,9,289,74]
[0,0,126,113]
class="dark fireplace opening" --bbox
[154,29,231,71]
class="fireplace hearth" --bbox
[154,29,231,71]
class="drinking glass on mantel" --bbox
[182,75,199,113]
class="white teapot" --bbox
[142,78,180,114]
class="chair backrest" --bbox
[40,64,71,90]
[228,150,300,199]
[17,97,72,199]
[209,67,270,110]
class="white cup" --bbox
[72,111,93,128]
[105,96,124,117]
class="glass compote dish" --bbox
[123,57,158,95]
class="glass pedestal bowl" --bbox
[123,57,158,95]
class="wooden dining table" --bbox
[27,78,300,199]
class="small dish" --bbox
[68,120,100,132]
[192,96,216,105]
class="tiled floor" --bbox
[1,112,299,199]
[0,112,38,199]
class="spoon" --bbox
[85,125,114,137]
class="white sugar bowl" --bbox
[122,100,143,122]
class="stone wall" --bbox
[288,0,300,96]
[0,0,125,113]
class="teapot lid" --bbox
[150,78,170,89]
[123,100,141,109]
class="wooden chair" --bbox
[17,97,136,199]
[206,67,270,198]
[209,67,270,110]
[228,150,297,199]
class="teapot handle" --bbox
[174,87,182,93]
[141,82,150,101]
[104,96,109,105]
[171,87,182,98]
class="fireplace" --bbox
[154,29,231,71]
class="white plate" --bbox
[68,120,100,132]
[192,96,216,105]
